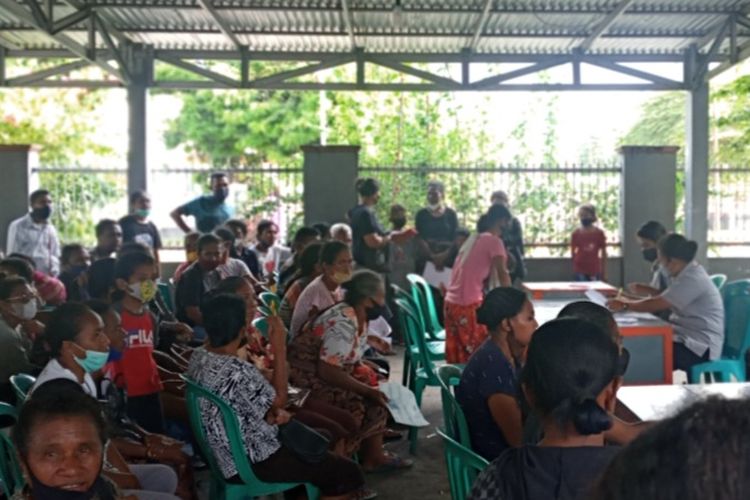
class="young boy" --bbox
[571,203,607,282]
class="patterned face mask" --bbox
[128,280,157,303]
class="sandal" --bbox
[364,452,414,474]
[355,487,378,499]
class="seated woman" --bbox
[592,397,750,500]
[288,270,412,472]
[608,233,724,380]
[470,318,623,500]
[0,276,40,403]
[12,379,123,500]
[456,288,537,461]
[186,294,366,500]
[279,242,324,328]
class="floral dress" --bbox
[288,302,387,454]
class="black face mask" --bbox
[27,469,110,500]
[32,205,52,221]
[213,187,229,202]
[642,248,658,263]
[580,217,595,227]
[617,347,630,376]
[391,217,407,230]
[365,303,390,321]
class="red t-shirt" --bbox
[571,227,606,276]
[112,309,163,397]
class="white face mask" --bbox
[12,300,38,320]
[427,202,443,211]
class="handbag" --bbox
[278,419,330,464]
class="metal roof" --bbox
[0,1,749,90]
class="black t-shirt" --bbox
[470,445,620,500]
[350,204,388,271]
[415,207,458,245]
[175,262,206,326]
[119,215,163,250]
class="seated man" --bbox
[175,233,223,328]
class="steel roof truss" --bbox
[6,57,90,85]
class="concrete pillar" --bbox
[619,146,678,285]
[302,145,360,225]
[685,82,710,264]
[0,145,39,251]
[126,45,152,194]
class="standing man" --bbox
[6,189,60,276]
[491,190,527,283]
[119,191,163,272]
[250,220,291,278]
[90,219,123,262]
[415,181,458,274]
[170,172,233,233]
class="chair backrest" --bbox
[721,280,750,360]
[252,317,269,339]
[181,375,264,488]
[157,282,175,313]
[711,274,728,291]
[437,365,471,448]
[437,428,489,500]
[0,403,23,498]
[407,274,442,336]
[395,298,437,378]
[10,373,36,405]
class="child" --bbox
[172,231,200,282]
[571,203,607,281]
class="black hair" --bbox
[521,318,618,436]
[296,242,324,279]
[312,222,330,239]
[61,243,87,267]
[224,219,248,237]
[427,180,445,193]
[256,219,277,236]
[210,172,228,182]
[214,227,236,244]
[184,231,201,245]
[13,379,107,459]
[320,240,350,265]
[85,299,114,319]
[129,190,148,205]
[355,178,380,197]
[592,397,750,500]
[341,270,382,306]
[658,233,698,262]
[201,294,246,348]
[95,219,119,238]
[0,277,29,301]
[114,252,155,281]
[213,276,249,295]
[87,259,115,300]
[45,302,97,357]
[557,301,619,342]
[485,203,512,228]
[455,227,471,239]
[636,220,667,243]
[0,257,34,281]
[293,226,320,245]
[476,287,527,331]
[118,242,153,258]
[29,189,50,205]
[197,233,222,253]
[7,253,36,271]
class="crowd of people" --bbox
[0,171,739,500]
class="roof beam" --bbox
[247,54,354,87]
[157,55,239,87]
[49,7,92,35]
[583,58,682,86]
[341,0,356,50]
[578,0,634,53]
[471,58,570,89]
[61,0,130,45]
[467,0,493,52]
[195,0,243,49]
[0,0,123,81]
[6,58,90,85]
[367,55,461,88]
[93,12,130,83]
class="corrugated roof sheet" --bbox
[0,0,748,55]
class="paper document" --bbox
[423,261,452,291]
[379,382,430,427]
[585,289,609,307]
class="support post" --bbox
[0,145,39,251]
[301,145,360,225]
[685,46,710,263]
[126,45,151,194]
[619,146,678,285]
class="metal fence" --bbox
[708,165,750,257]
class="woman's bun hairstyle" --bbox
[476,287,527,330]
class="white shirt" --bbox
[6,213,61,276]
[32,358,97,397]
[251,244,291,277]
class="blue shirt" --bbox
[456,339,519,461]
[180,195,234,233]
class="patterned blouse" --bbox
[186,348,281,478]
[313,302,368,367]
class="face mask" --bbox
[580,217,595,227]
[617,347,630,376]
[28,469,105,500]
[12,300,37,320]
[391,217,407,230]
[213,187,229,202]
[332,269,353,284]
[74,346,110,373]
[107,347,123,363]
[135,208,150,218]
[365,303,388,321]
[186,251,198,263]
[427,202,442,211]
[31,205,52,220]
[642,248,658,263]
[128,280,157,303]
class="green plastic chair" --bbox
[181,375,320,500]
[10,373,36,406]
[0,403,23,498]
[407,274,446,341]
[692,280,750,383]
[251,317,269,339]
[437,365,471,449]
[710,274,728,291]
[395,298,441,454]
[158,282,175,313]
[258,292,281,318]
[437,428,489,500]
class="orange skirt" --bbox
[443,300,488,364]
